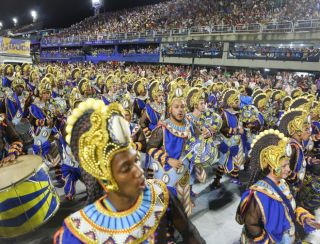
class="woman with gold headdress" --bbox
[54,99,205,244]
[140,81,165,138]
[132,79,148,118]
[5,77,33,151]
[27,69,40,92]
[2,64,14,87]
[210,89,244,189]
[236,129,320,243]
[278,109,317,197]
[78,78,93,99]
[29,78,64,186]
[102,75,120,105]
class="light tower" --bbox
[0,22,3,30]
[91,0,102,16]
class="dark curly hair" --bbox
[69,109,94,162]
[247,134,282,187]
[278,110,304,137]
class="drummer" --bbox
[0,113,23,166]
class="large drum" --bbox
[0,155,60,238]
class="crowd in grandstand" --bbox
[41,0,320,41]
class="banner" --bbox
[0,37,30,56]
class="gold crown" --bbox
[149,81,164,101]
[66,99,132,192]
[12,77,26,89]
[78,78,91,94]
[187,87,205,111]
[39,78,52,94]
[287,110,310,136]
[69,87,84,109]
[251,129,291,173]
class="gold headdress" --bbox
[279,109,311,136]
[122,94,133,117]
[71,68,81,80]
[12,77,26,90]
[106,75,119,91]
[46,65,53,74]
[95,75,105,88]
[186,87,206,112]
[22,63,31,75]
[149,81,164,101]
[252,89,263,98]
[282,96,292,110]
[69,87,84,109]
[222,89,240,108]
[38,78,52,95]
[253,93,268,110]
[78,78,91,95]
[65,99,131,192]
[133,79,147,97]
[291,88,302,99]
[29,69,39,84]
[4,64,14,76]
[251,129,291,176]
[168,82,186,107]
[289,97,311,111]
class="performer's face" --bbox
[157,93,164,104]
[278,159,291,179]
[300,125,312,141]
[170,99,186,122]
[111,148,145,200]
[196,99,206,113]
[15,86,24,96]
[124,110,131,122]
[41,92,51,102]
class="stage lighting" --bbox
[31,10,37,22]
[12,18,18,26]
[0,22,3,29]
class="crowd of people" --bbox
[230,43,320,62]
[120,45,160,55]
[0,62,320,243]
[42,0,320,42]
[41,48,84,58]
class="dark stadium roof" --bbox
[0,0,162,29]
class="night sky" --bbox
[0,0,162,29]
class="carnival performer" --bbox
[147,83,203,216]
[54,99,205,244]
[185,87,222,196]
[2,64,14,88]
[140,80,165,138]
[5,77,33,151]
[29,77,64,186]
[236,129,320,243]
[210,89,244,189]
[278,109,316,197]
[132,79,148,119]
[101,74,120,105]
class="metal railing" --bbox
[40,19,320,45]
